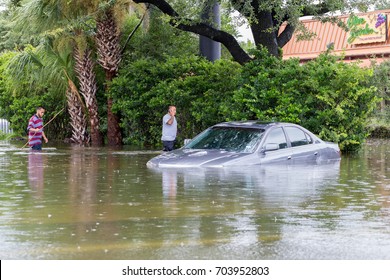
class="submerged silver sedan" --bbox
[147,121,341,168]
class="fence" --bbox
[0,119,13,134]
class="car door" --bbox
[260,127,292,163]
[284,126,320,163]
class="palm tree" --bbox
[74,45,103,145]
[46,41,91,145]
[53,47,90,145]
[64,71,90,144]
[96,6,123,146]
[8,0,141,146]
[8,0,105,145]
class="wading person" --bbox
[27,106,48,151]
[161,105,177,151]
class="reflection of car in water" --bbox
[152,160,340,207]
[147,121,341,168]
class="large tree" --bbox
[132,0,374,64]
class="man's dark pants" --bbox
[162,140,175,151]
[31,144,42,151]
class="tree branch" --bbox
[277,23,295,49]
[121,4,149,55]
[133,0,252,64]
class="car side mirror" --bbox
[184,139,192,146]
[263,143,279,152]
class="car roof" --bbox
[213,120,289,129]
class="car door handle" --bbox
[314,152,318,155]
[287,156,292,160]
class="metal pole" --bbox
[199,1,221,62]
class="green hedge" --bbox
[230,50,379,151]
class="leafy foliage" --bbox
[231,49,379,151]
[120,9,199,63]
[366,59,390,136]
[0,48,68,138]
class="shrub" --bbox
[229,50,379,151]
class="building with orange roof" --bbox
[281,10,390,67]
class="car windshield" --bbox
[185,127,265,153]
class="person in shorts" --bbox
[27,106,48,151]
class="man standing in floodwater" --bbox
[161,105,177,151]
[27,106,48,151]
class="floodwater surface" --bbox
[0,140,390,259]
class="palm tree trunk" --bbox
[66,78,90,144]
[96,8,122,146]
[74,47,104,146]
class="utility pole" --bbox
[199,1,221,62]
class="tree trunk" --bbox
[107,97,122,146]
[106,68,122,147]
[65,77,89,144]
[74,48,104,146]
[96,8,123,146]
[251,10,279,57]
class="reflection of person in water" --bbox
[161,169,179,218]
[162,169,177,199]
[28,152,45,198]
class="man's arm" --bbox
[42,131,48,143]
[166,115,175,125]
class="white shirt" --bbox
[161,114,177,141]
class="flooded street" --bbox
[0,140,390,260]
